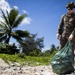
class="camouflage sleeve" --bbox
[57,15,64,35]
[71,14,75,36]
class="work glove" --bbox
[56,33,61,40]
[68,34,73,41]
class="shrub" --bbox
[18,53,26,58]
[0,43,19,54]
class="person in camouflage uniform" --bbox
[56,1,75,65]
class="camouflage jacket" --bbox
[57,12,75,37]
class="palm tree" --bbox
[0,8,30,44]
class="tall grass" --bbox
[0,54,52,66]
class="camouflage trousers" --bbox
[59,35,75,65]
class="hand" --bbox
[56,33,61,40]
[68,34,73,41]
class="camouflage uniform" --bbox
[57,12,75,64]
[58,12,75,48]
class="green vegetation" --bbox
[0,7,58,67]
[22,34,44,55]
[0,43,19,54]
[0,54,54,66]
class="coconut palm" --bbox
[0,8,30,44]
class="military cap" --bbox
[66,1,75,10]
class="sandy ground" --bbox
[0,58,75,75]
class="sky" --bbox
[0,0,75,50]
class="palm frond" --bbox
[0,9,9,26]
[15,30,30,37]
[12,14,26,28]
[18,40,27,46]
[0,30,5,37]
[0,21,9,29]
[0,23,5,29]
[11,31,27,46]
[11,32,22,40]
[0,35,7,42]
[8,8,19,26]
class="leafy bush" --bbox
[0,43,19,54]
[29,50,40,56]
[18,53,26,58]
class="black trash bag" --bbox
[50,41,74,74]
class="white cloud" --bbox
[0,0,10,12]
[21,10,31,25]
[22,10,29,14]
[21,17,31,25]
[0,0,31,25]
[0,0,10,23]
[13,6,19,10]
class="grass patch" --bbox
[0,54,51,66]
